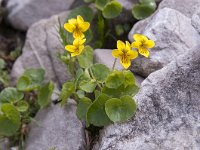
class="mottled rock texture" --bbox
[128,8,200,77]
[10,11,70,86]
[93,45,200,150]
[6,0,83,30]
[26,100,86,150]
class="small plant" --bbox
[132,0,157,20]
[0,68,54,148]
[59,15,155,127]
[0,58,8,87]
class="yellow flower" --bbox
[64,15,90,38]
[112,40,138,69]
[65,38,86,57]
[131,34,155,58]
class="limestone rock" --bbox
[192,10,200,34]
[93,44,200,150]
[6,0,82,30]
[10,11,71,87]
[130,0,200,36]
[25,100,86,150]
[128,8,200,77]
[94,49,144,85]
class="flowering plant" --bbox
[59,15,155,127]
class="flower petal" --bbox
[127,50,138,60]
[138,47,150,58]
[64,23,75,33]
[125,41,131,50]
[65,45,76,52]
[73,30,85,38]
[145,40,155,48]
[77,15,84,23]
[117,40,125,50]
[120,57,131,69]
[79,22,90,32]
[133,34,148,42]
[131,41,141,48]
[68,18,77,25]
[112,49,122,58]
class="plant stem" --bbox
[112,58,117,71]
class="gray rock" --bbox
[128,8,200,77]
[26,100,86,150]
[6,0,82,30]
[192,10,200,34]
[130,0,200,37]
[94,49,144,86]
[93,44,200,150]
[10,11,71,87]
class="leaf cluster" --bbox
[0,68,54,138]
[59,46,138,126]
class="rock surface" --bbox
[130,0,200,35]
[26,100,86,150]
[128,8,200,77]
[6,0,83,30]
[10,11,71,87]
[93,44,200,149]
[94,49,144,85]
[192,10,200,34]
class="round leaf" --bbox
[17,76,38,91]
[105,71,124,89]
[38,81,55,108]
[87,94,112,126]
[95,0,109,10]
[102,1,123,19]
[91,64,110,83]
[0,104,21,136]
[79,80,97,93]
[78,46,94,69]
[0,87,24,103]
[105,96,137,122]
[76,97,92,120]
[15,101,29,112]
[132,3,156,20]
[123,71,136,87]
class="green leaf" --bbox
[95,0,109,10]
[0,58,5,70]
[84,0,95,3]
[38,81,54,108]
[103,84,139,98]
[76,90,85,99]
[0,87,24,103]
[102,1,123,19]
[78,46,93,68]
[123,71,136,87]
[17,76,37,91]
[76,97,92,120]
[60,81,75,105]
[17,68,45,91]
[91,64,110,83]
[0,104,21,136]
[15,100,29,112]
[105,95,137,122]
[23,68,45,84]
[87,94,112,126]
[105,71,124,89]
[132,3,156,20]
[79,80,97,93]
[94,90,101,99]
